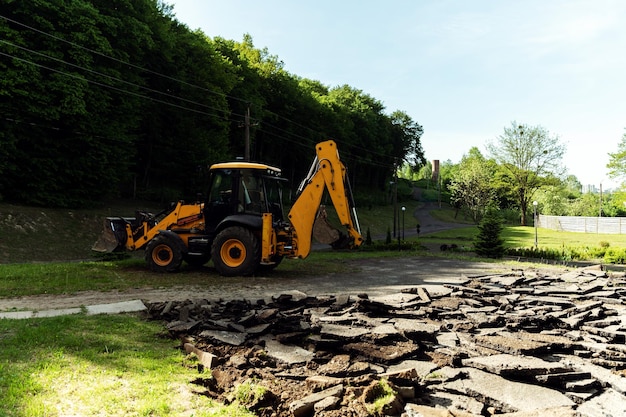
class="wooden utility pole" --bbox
[244,104,251,161]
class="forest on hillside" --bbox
[0,0,425,208]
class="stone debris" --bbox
[146,264,626,416]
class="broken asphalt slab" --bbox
[148,263,626,416]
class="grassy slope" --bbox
[0,200,162,264]
[0,199,422,264]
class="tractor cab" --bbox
[204,162,286,234]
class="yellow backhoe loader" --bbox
[92,140,363,276]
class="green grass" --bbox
[504,226,626,249]
[420,224,626,251]
[364,379,398,415]
[419,205,626,253]
[0,313,255,417]
[0,251,361,299]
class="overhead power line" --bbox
[0,14,244,105]
[0,39,240,119]
[0,13,404,169]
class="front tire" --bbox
[211,226,260,276]
[145,235,183,273]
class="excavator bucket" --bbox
[91,218,127,252]
[312,206,339,244]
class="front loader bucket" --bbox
[91,218,128,252]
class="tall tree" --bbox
[390,110,425,172]
[487,122,566,225]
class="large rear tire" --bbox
[145,235,183,273]
[211,226,260,276]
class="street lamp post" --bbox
[533,201,538,249]
[401,206,406,241]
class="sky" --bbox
[168,0,626,190]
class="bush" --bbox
[359,240,423,252]
[504,245,610,262]
[604,248,626,264]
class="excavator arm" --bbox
[286,140,363,258]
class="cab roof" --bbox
[209,161,282,174]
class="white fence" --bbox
[537,215,626,234]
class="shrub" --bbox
[504,245,609,262]
[474,206,505,258]
[359,240,422,252]
[604,248,626,264]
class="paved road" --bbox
[0,256,507,312]
[414,202,473,236]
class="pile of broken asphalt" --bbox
[146,264,626,416]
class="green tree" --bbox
[0,0,142,206]
[533,175,582,216]
[417,161,433,182]
[449,148,496,223]
[487,122,566,226]
[533,185,569,215]
[604,190,626,217]
[133,16,232,201]
[563,175,583,195]
[390,110,425,173]
[567,192,602,217]
[607,129,626,186]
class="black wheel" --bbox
[145,235,183,273]
[211,226,260,276]
[183,253,211,268]
[257,255,284,274]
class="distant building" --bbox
[432,160,439,183]
[582,184,598,194]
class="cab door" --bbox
[204,169,240,234]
